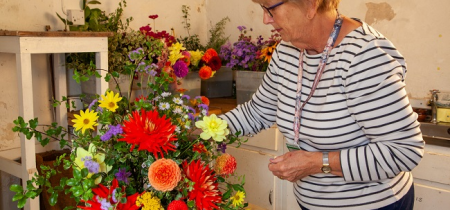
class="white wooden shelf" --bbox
[0,30,111,210]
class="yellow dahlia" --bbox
[98,91,122,112]
[136,192,163,210]
[195,114,230,142]
[72,109,98,134]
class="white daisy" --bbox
[158,102,170,110]
[173,107,183,114]
[173,97,183,105]
[161,92,172,98]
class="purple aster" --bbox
[88,99,98,110]
[182,95,190,100]
[115,168,131,184]
[197,104,209,111]
[128,48,143,61]
[187,113,195,121]
[217,142,227,153]
[82,157,100,173]
[100,124,123,141]
[173,60,189,78]
[149,69,157,77]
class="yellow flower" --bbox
[136,192,164,210]
[231,190,245,207]
[72,109,98,134]
[74,144,112,184]
[189,50,204,67]
[98,91,122,112]
[168,42,186,54]
[195,114,230,142]
[168,52,184,65]
[259,42,278,63]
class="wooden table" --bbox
[0,30,112,210]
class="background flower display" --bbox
[9,35,248,210]
[220,26,281,72]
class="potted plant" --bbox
[9,40,249,210]
[220,26,281,104]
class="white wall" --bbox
[0,0,449,170]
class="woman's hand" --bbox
[268,150,342,182]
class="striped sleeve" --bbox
[340,39,425,182]
[221,48,281,135]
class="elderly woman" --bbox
[221,0,424,209]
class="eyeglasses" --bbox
[260,1,285,17]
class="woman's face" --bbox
[261,0,311,46]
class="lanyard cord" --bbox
[293,11,343,146]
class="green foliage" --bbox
[178,5,204,51]
[205,17,231,54]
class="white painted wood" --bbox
[19,37,108,54]
[0,157,21,178]
[412,144,450,185]
[54,53,68,131]
[0,34,109,210]
[414,183,450,210]
[96,50,109,95]
[241,127,279,151]
[15,52,40,210]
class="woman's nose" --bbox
[262,11,274,25]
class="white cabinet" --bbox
[412,139,450,210]
[227,126,301,210]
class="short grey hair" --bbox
[253,0,341,13]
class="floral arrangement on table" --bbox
[9,29,249,210]
[220,26,281,72]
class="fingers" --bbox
[269,155,283,164]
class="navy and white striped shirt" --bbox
[222,20,424,209]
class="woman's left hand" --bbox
[268,150,322,182]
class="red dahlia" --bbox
[207,56,222,71]
[182,160,222,210]
[119,109,177,158]
[168,200,188,210]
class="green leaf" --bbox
[66,178,77,186]
[222,189,231,200]
[10,184,23,192]
[73,169,82,180]
[81,168,89,178]
[25,132,33,140]
[49,192,58,206]
[12,193,24,201]
[25,190,37,198]
[29,118,38,129]
[71,186,83,197]
[88,0,101,5]
[17,197,27,208]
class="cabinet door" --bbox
[227,146,282,210]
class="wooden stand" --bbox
[0,30,111,210]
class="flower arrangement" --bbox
[9,33,249,210]
[220,26,281,72]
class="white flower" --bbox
[153,96,161,101]
[173,107,183,114]
[161,92,172,98]
[201,109,208,115]
[159,102,170,110]
[175,126,181,133]
[184,124,191,130]
[173,97,183,105]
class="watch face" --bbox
[321,165,331,173]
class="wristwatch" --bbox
[321,152,332,173]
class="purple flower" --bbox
[149,69,157,77]
[217,142,227,153]
[237,25,246,32]
[82,156,100,173]
[182,95,190,100]
[115,168,131,184]
[128,48,143,61]
[173,60,189,78]
[88,99,98,110]
[197,104,209,111]
[100,124,123,141]
[187,113,195,121]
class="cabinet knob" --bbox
[269,189,273,205]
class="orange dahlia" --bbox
[201,48,218,63]
[214,153,237,176]
[148,158,181,192]
[199,66,212,80]
[200,96,210,106]
[182,160,222,210]
[119,109,177,158]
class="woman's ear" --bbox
[304,0,318,20]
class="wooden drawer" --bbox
[414,183,450,210]
[241,127,281,152]
[412,144,450,185]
